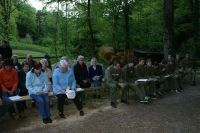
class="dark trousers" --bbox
[0,104,8,117]
[2,92,16,114]
[56,92,83,114]
[17,90,28,113]
[16,101,27,113]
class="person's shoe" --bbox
[120,100,128,104]
[80,111,84,116]
[59,113,66,118]
[32,101,36,107]
[10,113,19,120]
[43,118,48,124]
[144,96,150,101]
[110,102,117,108]
[175,89,181,93]
[47,117,52,123]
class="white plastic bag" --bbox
[66,87,76,99]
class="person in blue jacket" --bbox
[53,60,84,118]
[26,62,52,124]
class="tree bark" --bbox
[87,0,96,56]
[189,0,199,49]
[163,0,174,58]
[123,0,130,63]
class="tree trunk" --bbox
[87,0,96,56]
[163,0,174,58]
[123,0,130,63]
[189,0,199,56]
[53,1,59,57]
[112,0,120,52]
[64,2,68,54]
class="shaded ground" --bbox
[1,78,200,133]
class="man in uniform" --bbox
[124,59,149,103]
[106,60,128,108]
[165,56,179,92]
[134,58,150,102]
[174,54,184,91]
[182,53,196,85]
[145,59,159,97]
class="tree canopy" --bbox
[0,0,199,58]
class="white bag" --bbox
[66,89,76,99]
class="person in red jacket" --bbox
[0,59,18,118]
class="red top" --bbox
[0,68,18,92]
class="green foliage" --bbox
[0,0,199,59]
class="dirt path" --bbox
[1,80,200,133]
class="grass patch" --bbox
[13,49,44,57]
[10,41,52,55]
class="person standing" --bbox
[0,40,12,60]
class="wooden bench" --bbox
[11,86,106,102]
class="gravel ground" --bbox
[1,79,200,133]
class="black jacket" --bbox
[0,46,12,60]
[73,62,90,88]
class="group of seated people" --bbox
[0,54,104,124]
[106,53,196,108]
[0,52,196,124]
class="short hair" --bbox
[44,54,50,59]
[91,57,97,65]
[139,58,145,62]
[12,55,18,60]
[40,58,48,66]
[3,59,13,66]
[33,62,42,70]
[60,56,68,61]
[112,59,120,66]
[77,55,84,61]
[2,39,8,45]
[27,54,32,59]
[59,60,68,68]
[21,61,29,67]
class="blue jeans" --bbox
[2,92,16,114]
[0,104,8,117]
[30,94,51,119]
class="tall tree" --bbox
[163,0,174,58]
[0,0,26,41]
[123,0,130,63]
[87,0,96,56]
[189,0,200,56]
